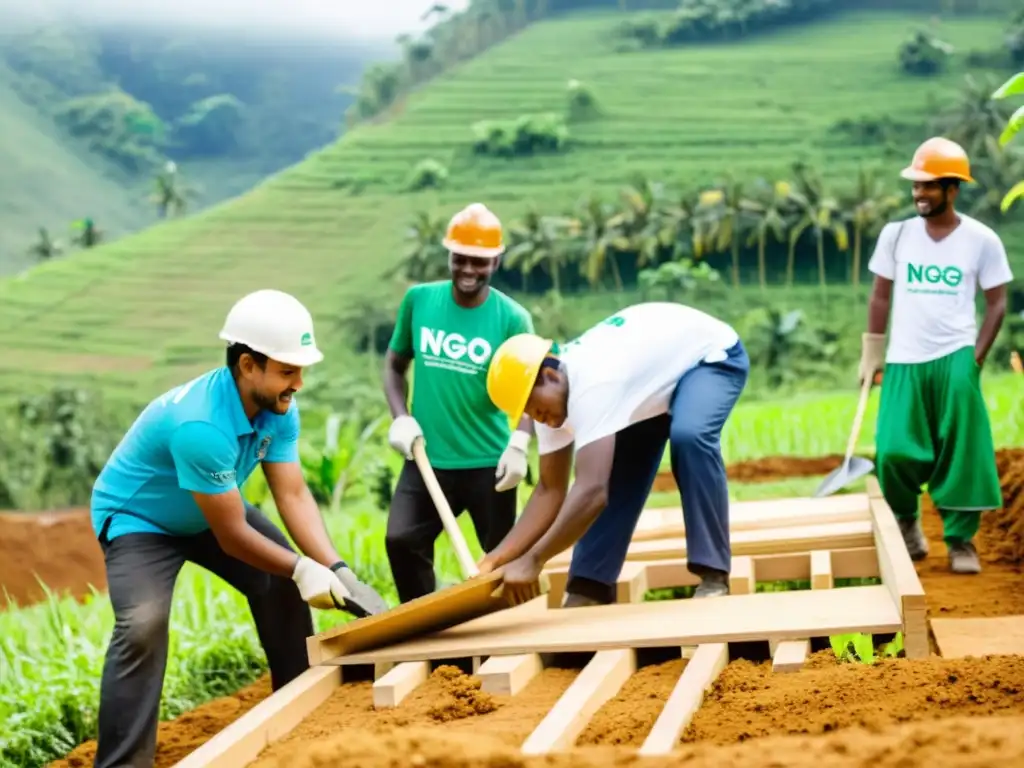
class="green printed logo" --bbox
[906,263,962,295]
[300,332,313,346]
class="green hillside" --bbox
[1,7,1021,405]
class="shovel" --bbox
[813,376,876,498]
[411,437,480,580]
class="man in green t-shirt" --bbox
[382,202,536,602]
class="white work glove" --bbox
[388,415,423,459]
[495,430,530,492]
[858,333,886,386]
[291,556,352,611]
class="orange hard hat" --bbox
[900,137,974,183]
[442,203,505,258]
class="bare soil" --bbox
[30,448,1024,767]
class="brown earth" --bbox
[51,675,273,768]
[30,448,1024,766]
[0,508,106,609]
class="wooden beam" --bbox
[319,585,901,666]
[477,653,544,696]
[170,665,340,768]
[520,648,637,754]
[615,560,649,603]
[631,493,870,542]
[810,550,833,590]
[771,639,810,673]
[638,643,728,755]
[372,661,430,708]
[546,520,875,569]
[865,478,928,659]
[729,556,755,595]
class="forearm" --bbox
[216,524,300,578]
[383,369,410,418]
[516,414,535,437]
[276,486,342,567]
[867,293,890,334]
[527,483,606,566]
[489,483,564,565]
[975,305,1006,364]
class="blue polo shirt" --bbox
[91,366,301,541]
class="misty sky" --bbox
[0,0,472,43]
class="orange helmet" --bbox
[442,203,505,258]
[900,137,974,183]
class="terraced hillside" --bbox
[0,8,1019,403]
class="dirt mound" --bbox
[682,652,1024,745]
[916,447,1024,618]
[727,454,846,483]
[238,713,1024,768]
[0,509,105,610]
[424,665,498,722]
[50,675,272,768]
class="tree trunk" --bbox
[817,231,826,300]
[853,225,862,290]
[787,241,796,287]
[610,254,623,292]
[732,238,740,288]
[758,233,766,293]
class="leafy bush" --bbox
[471,113,570,157]
[406,158,450,191]
[898,28,954,76]
[172,94,246,157]
[567,78,601,121]
[54,89,167,172]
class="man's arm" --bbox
[262,461,342,567]
[383,349,413,418]
[170,422,299,577]
[484,441,573,567]
[867,275,893,334]
[523,434,616,566]
[975,284,1007,366]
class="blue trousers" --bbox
[565,340,749,603]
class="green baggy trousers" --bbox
[874,344,1002,545]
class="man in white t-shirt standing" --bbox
[475,302,749,605]
[859,136,1013,575]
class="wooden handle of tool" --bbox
[844,377,873,461]
[412,438,480,580]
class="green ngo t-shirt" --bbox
[388,281,535,469]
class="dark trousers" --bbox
[566,341,750,604]
[93,503,313,768]
[386,461,517,603]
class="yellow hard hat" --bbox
[487,333,554,428]
[900,137,974,183]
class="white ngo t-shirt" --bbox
[867,214,1014,364]
[534,302,739,456]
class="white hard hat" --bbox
[218,289,324,367]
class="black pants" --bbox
[386,461,517,603]
[93,503,313,768]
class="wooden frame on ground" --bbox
[170,488,927,767]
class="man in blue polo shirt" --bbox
[89,289,388,768]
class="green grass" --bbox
[0,8,1019,405]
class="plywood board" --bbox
[632,493,870,542]
[307,570,547,664]
[317,585,901,666]
[547,519,874,568]
[931,615,1024,658]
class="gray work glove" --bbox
[330,561,390,617]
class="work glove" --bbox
[495,430,530,492]
[388,415,423,459]
[858,333,886,386]
[291,556,352,611]
[330,561,390,617]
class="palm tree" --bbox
[692,175,751,288]
[505,207,575,293]
[932,73,1015,159]
[152,161,193,218]
[573,194,628,291]
[27,227,62,261]
[840,167,904,289]
[787,164,848,298]
[70,217,102,249]
[388,211,449,282]
[742,179,790,292]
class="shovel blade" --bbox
[813,457,875,498]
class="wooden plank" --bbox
[931,615,1024,658]
[546,520,875,569]
[616,560,649,603]
[638,643,729,755]
[372,661,429,708]
[520,649,637,754]
[170,665,340,768]
[631,493,870,542]
[309,571,548,664]
[729,556,755,594]
[865,478,928,659]
[772,639,810,672]
[319,585,901,666]
[811,550,833,590]
[477,653,544,696]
